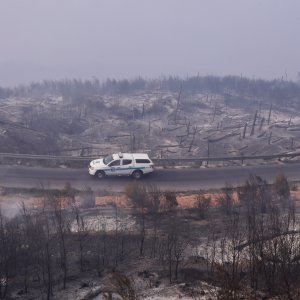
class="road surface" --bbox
[0,162,299,191]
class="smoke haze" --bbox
[0,0,299,86]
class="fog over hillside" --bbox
[0,0,300,87]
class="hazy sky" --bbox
[0,0,299,87]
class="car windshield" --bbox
[103,155,113,165]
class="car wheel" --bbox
[95,171,106,179]
[132,170,143,180]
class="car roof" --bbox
[113,153,150,160]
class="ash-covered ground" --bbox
[0,76,299,160]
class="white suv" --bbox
[89,152,154,179]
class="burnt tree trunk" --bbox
[250,110,258,136]
[267,103,273,125]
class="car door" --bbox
[117,159,133,176]
[107,159,121,176]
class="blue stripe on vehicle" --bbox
[110,167,145,171]
[95,167,147,172]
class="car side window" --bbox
[135,159,151,164]
[122,159,132,165]
[109,160,121,167]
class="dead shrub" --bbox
[79,186,96,208]
[218,184,235,215]
[274,173,290,198]
[195,193,211,219]
[161,191,178,212]
[103,271,137,300]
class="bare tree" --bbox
[218,183,235,215]
[147,184,162,258]
[217,207,245,299]
[250,110,258,136]
[125,182,148,256]
[71,204,88,272]
[52,196,71,289]
[95,214,108,277]
[195,192,211,219]
[174,83,182,122]
[242,122,247,139]
[163,216,189,283]
[0,209,12,299]
[267,103,273,125]
[188,126,198,152]
[37,204,56,300]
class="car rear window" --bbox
[135,159,151,164]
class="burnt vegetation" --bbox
[1,76,300,298]
[1,75,300,159]
[1,175,300,299]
